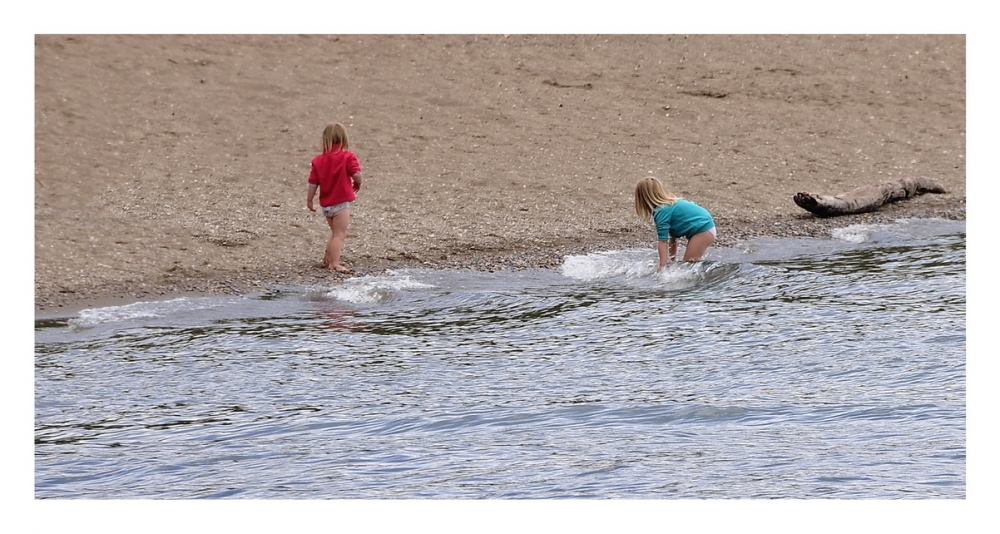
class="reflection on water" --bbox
[35,219,966,498]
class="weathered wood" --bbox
[793,176,947,217]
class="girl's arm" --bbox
[657,240,670,271]
[307,161,320,211]
[668,237,678,262]
[306,183,318,211]
[351,171,363,193]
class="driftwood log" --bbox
[793,176,947,217]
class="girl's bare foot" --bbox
[330,265,351,274]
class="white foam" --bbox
[326,274,435,304]
[831,218,965,244]
[653,261,736,290]
[831,224,875,243]
[68,297,222,328]
[560,250,656,281]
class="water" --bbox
[35,218,966,499]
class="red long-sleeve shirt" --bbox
[308,148,361,207]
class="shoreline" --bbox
[35,197,965,318]
[35,35,965,318]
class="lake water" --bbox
[34,218,966,499]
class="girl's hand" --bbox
[657,240,671,271]
[307,184,318,211]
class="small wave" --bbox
[831,225,874,243]
[655,262,709,288]
[326,274,435,304]
[560,250,656,281]
[832,218,966,244]
[561,250,738,290]
[655,261,740,289]
[68,298,221,329]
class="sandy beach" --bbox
[34,34,965,314]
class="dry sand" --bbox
[34,34,966,314]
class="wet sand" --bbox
[34,34,965,314]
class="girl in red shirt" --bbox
[306,123,363,273]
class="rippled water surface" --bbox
[35,219,966,498]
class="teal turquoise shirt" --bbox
[653,200,715,241]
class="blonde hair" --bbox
[634,177,680,223]
[321,123,349,153]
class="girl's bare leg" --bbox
[683,230,715,261]
[324,208,351,272]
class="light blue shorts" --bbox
[322,202,350,218]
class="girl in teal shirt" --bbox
[634,177,716,270]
